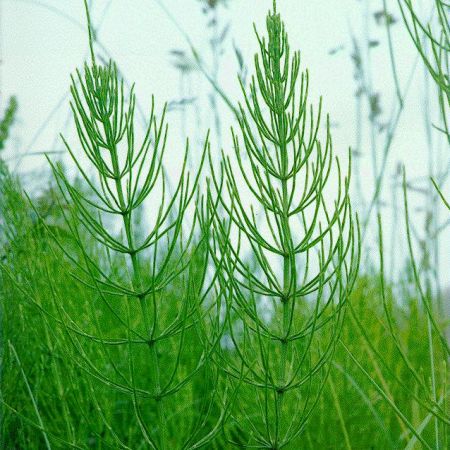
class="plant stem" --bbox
[275,37,292,445]
[105,118,167,449]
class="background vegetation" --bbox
[1,0,448,448]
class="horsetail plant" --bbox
[3,1,450,448]
[399,0,449,143]
[37,3,226,448]
[202,3,360,447]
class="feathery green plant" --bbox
[398,0,449,214]
[28,2,225,447]
[399,0,449,142]
[202,3,360,448]
[3,1,449,449]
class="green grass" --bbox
[1,0,449,449]
[1,184,447,448]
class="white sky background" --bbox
[1,0,449,286]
